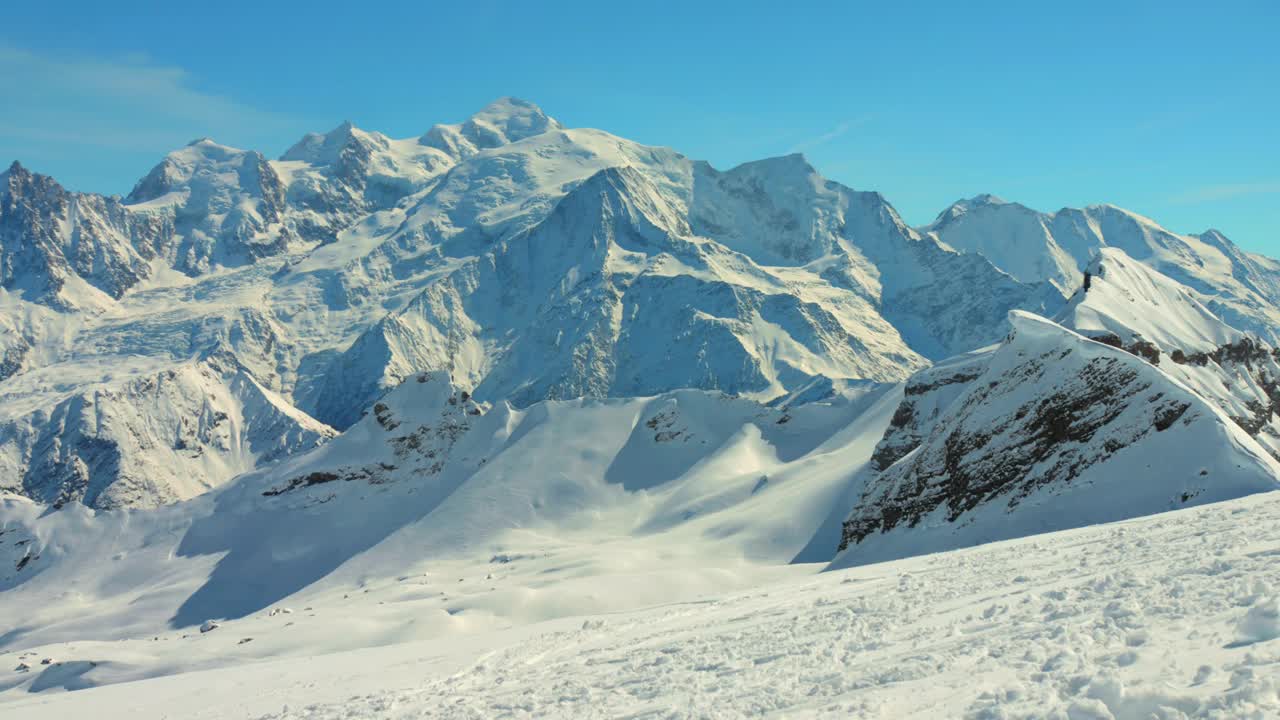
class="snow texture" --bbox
[3,490,1278,719]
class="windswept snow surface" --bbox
[4,492,1278,719]
[0,376,900,699]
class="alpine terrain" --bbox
[2,98,1278,718]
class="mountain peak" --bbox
[468,96,558,129]
[927,193,1020,231]
[474,96,550,118]
[125,139,264,206]
[721,153,819,184]
[971,192,1006,205]
[1,160,35,189]
[420,97,562,158]
[953,193,1009,211]
[280,120,380,164]
[166,138,250,163]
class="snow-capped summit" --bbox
[279,120,370,165]
[276,120,451,240]
[687,153,838,264]
[124,140,292,274]
[126,138,275,206]
[1060,247,1243,353]
[420,96,563,159]
[924,195,1080,293]
[926,196,1280,341]
[939,193,1009,216]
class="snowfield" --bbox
[3,491,1278,719]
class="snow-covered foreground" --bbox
[6,491,1278,719]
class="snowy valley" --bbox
[2,98,1279,717]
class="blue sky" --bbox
[3,1,1277,253]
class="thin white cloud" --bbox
[787,116,872,154]
[1171,182,1280,205]
[0,45,295,152]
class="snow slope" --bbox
[834,309,1280,568]
[925,194,1280,342]
[4,488,1278,719]
[1057,248,1280,460]
[0,374,899,664]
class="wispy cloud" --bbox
[1171,182,1280,205]
[0,45,296,155]
[787,116,872,154]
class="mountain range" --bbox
[2,99,1278,694]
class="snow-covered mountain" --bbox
[1,94,1278,544]
[0,350,334,509]
[834,253,1280,567]
[924,194,1280,342]
[0,98,1066,506]
[2,365,1276,715]
[1059,248,1280,459]
[0,372,899,637]
[1,161,168,309]
[3,97,1280,714]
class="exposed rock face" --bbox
[867,352,988,473]
[844,351,1187,549]
[262,372,482,498]
[1,162,166,306]
[837,251,1280,566]
[1060,249,1280,460]
[1171,338,1280,453]
[0,335,30,382]
[833,311,1280,568]
[1,352,334,509]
